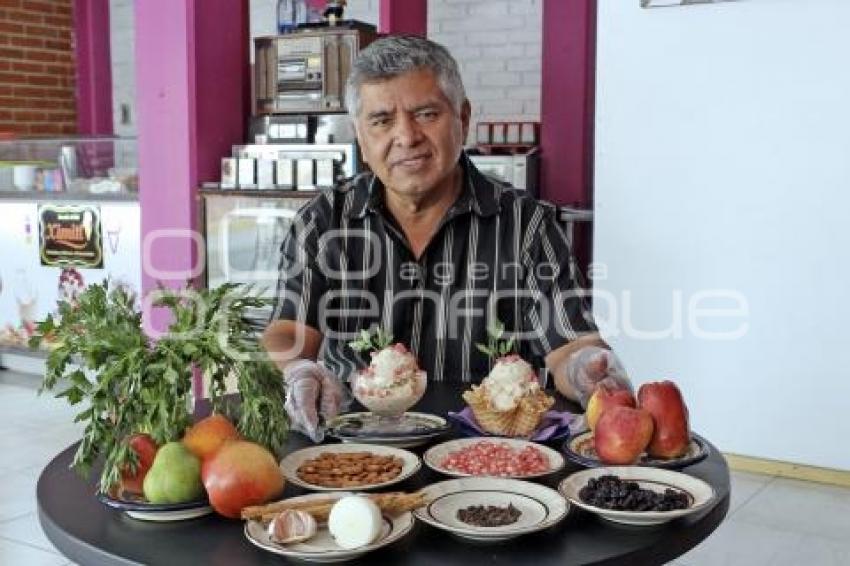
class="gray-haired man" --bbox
[263,35,630,442]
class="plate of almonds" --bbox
[279,443,421,491]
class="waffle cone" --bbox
[463,385,555,437]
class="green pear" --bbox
[142,441,204,504]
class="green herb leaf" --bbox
[476,317,516,361]
[36,280,289,493]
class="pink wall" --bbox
[540,0,597,207]
[379,0,427,35]
[135,0,249,335]
[73,0,113,135]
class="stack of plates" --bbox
[326,412,449,448]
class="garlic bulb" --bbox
[267,509,318,544]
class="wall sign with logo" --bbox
[38,204,104,268]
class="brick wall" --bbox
[0,0,77,136]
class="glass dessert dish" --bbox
[352,344,427,427]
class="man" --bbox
[263,35,629,442]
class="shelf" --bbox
[0,190,138,203]
[199,186,323,199]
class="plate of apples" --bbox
[562,380,710,469]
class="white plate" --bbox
[280,443,421,492]
[327,412,449,449]
[97,492,213,522]
[244,492,414,563]
[335,436,436,450]
[413,477,569,542]
[563,430,710,469]
[423,438,565,479]
[558,466,716,526]
[126,505,213,522]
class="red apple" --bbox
[638,380,690,459]
[594,406,654,465]
[585,384,636,431]
[120,433,158,495]
[202,440,284,519]
[183,414,240,461]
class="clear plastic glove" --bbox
[283,360,351,443]
[565,346,632,408]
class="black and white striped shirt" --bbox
[271,154,597,383]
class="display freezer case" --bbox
[0,137,141,370]
[0,136,137,197]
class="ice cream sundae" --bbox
[463,322,554,437]
[349,330,426,418]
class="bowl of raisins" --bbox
[558,467,715,526]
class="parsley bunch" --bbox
[32,282,287,494]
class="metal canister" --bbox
[296,158,315,190]
[276,158,295,188]
[315,158,335,187]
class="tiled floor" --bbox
[0,370,83,566]
[1,369,849,566]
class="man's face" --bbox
[354,69,470,200]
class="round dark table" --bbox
[38,384,729,565]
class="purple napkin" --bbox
[447,406,582,441]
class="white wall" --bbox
[109,0,136,137]
[429,0,542,135]
[594,0,850,470]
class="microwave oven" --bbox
[466,148,539,195]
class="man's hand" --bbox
[562,346,632,408]
[283,360,348,443]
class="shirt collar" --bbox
[346,152,501,220]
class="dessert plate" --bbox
[326,411,450,448]
[558,466,715,526]
[96,492,213,522]
[280,443,421,492]
[562,431,710,469]
[244,492,414,563]
[423,438,565,480]
[413,477,569,542]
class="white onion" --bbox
[327,496,383,549]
